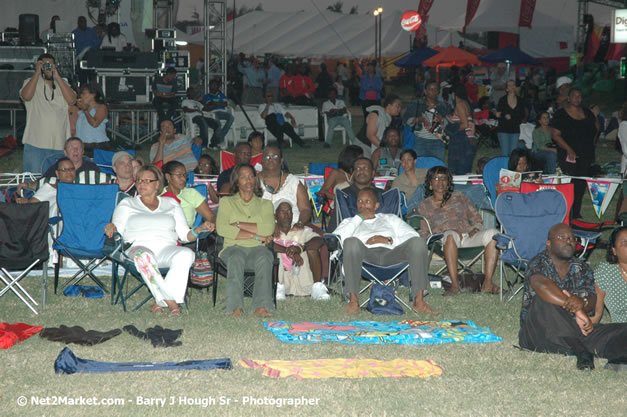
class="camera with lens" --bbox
[42,62,53,72]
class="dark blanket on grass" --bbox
[264,320,501,345]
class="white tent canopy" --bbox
[178,10,483,58]
[437,0,574,58]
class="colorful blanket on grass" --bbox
[238,358,443,379]
[264,320,501,345]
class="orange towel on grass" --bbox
[238,358,442,379]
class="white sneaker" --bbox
[311,282,330,301]
[276,283,286,301]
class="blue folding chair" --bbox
[308,163,338,176]
[51,184,119,294]
[494,189,567,302]
[93,149,137,175]
[324,188,415,311]
[416,157,445,170]
[482,156,508,207]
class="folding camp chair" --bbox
[482,156,509,206]
[416,156,445,170]
[211,237,280,308]
[219,150,263,172]
[0,202,49,314]
[520,182,601,258]
[324,188,415,310]
[406,183,494,283]
[107,233,175,312]
[51,183,118,294]
[93,149,136,175]
[494,189,568,302]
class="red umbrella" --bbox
[423,46,481,67]
[423,46,481,83]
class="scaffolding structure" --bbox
[203,0,227,95]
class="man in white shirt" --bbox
[322,88,355,148]
[20,53,76,173]
[258,91,308,148]
[181,87,220,148]
[334,188,437,315]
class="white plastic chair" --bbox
[323,112,352,145]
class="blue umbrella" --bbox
[479,45,542,66]
[394,47,439,68]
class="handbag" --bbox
[190,251,214,287]
[367,284,404,315]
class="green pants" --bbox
[220,245,274,313]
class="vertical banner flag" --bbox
[304,176,326,218]
[586,180,619,218]
[518,0,537,28]
[464,0,481,32]
[416,0,435,39]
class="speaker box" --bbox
[19,14,39,46]
[487,32,499,50]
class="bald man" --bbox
[520,223,627,371]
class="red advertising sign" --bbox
[518,0,537,28]
[401,11,422,32]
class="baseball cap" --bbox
[556,76,572,89]
[112,151,132,167]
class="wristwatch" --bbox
[583,296,589,308]
[387,237,393,244]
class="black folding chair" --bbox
[0,202,49,314]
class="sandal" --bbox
[169,306,182,316]
[149,304,164,313]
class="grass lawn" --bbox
[1,90,626,416]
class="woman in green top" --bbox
[216,163,275,317]
[531,111,557,174]
[592,226,627,324]
[162,160,216,228]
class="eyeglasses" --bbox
[263,154,280,160]
[555,234,575,242]
[198,163,212,167]
[432,176,448,182]
[168,172,187,178]
[57,167,76,172]
[137,178,159,184]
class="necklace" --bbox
[619,264,627,281]
[264,171,283,195]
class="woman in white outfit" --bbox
[104,165,213,315]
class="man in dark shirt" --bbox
[520,223,627,371]
[327,157,382,232]
[152,67,178,122]
[72,16,100,57]
[43,137,99,177]
[202,80,234,148]
[217,143,252,194]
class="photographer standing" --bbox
[20,53,76,173]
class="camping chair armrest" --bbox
[323,233,341,252]
[573,229,601,242]
[478,207,496,217]
[49,216,62,225]
[493,233,513,251]
[406,212,430,231]
[426,233,444,246]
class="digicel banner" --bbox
[611,9,627,43]
[401,11,422,32]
